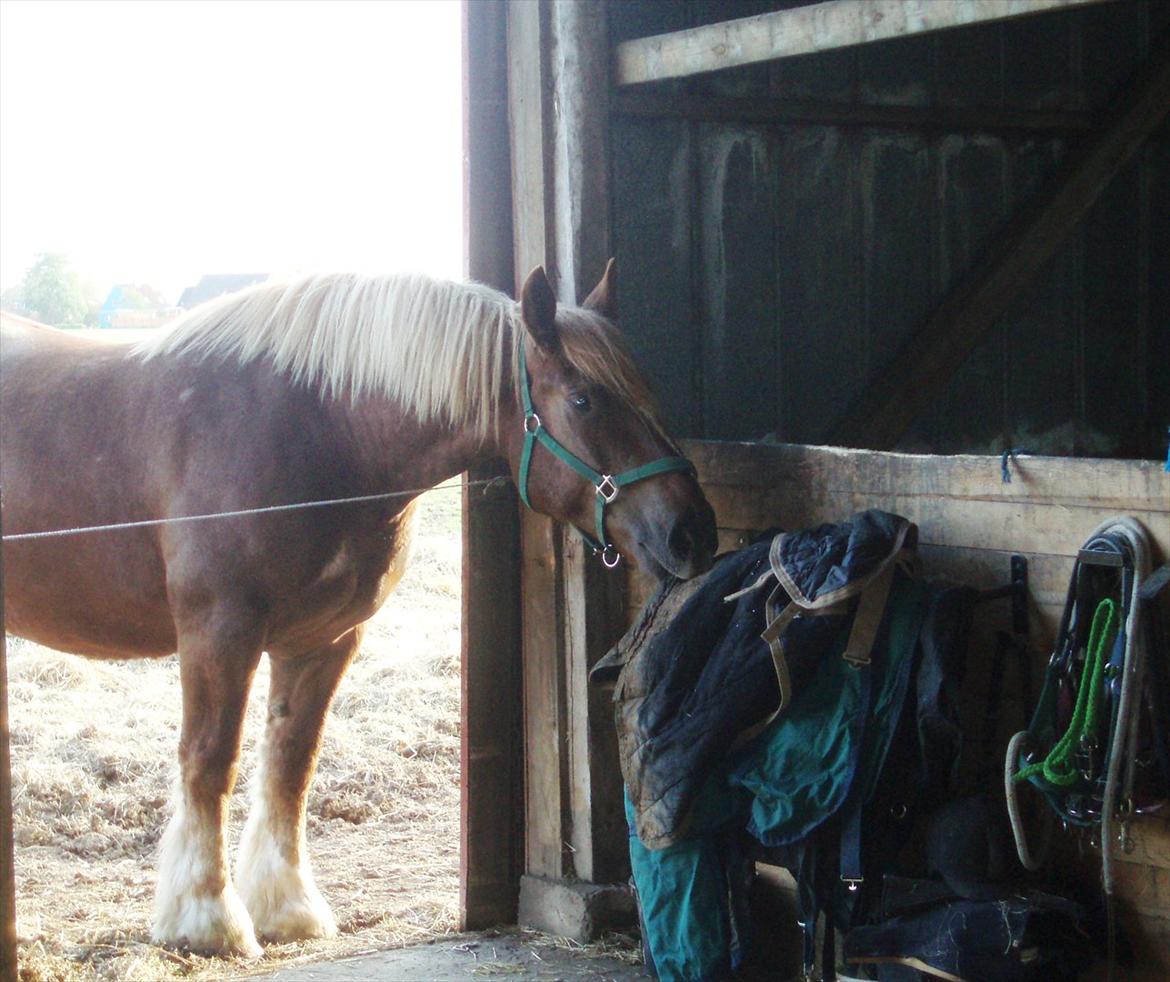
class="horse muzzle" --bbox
[631,499,718,582]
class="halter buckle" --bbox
[601,545,622,569]
[524,412,541,435]
[596,475,619,503]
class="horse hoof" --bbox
[246,885,338,944]
[152,889,264,958]
[256,907,338,945]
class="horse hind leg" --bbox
[236,628,361,942]
[153,609,264,957]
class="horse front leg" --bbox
[236,627,361,942]
[153,611,264,957]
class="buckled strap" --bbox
[842,563,896,669]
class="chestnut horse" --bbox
[0,263,716,956]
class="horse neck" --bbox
[325,393,512,494]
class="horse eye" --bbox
[571,393,592,413]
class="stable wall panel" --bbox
[625,438,1170,976]
[611,117,701,436]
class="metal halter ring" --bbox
[601,544,621,569]
[523,412,542,435]
[596,475,619,503]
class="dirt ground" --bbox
[5,483,510,980]
[263,928,649,982]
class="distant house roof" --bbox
[101,283,170,313]
[178,273,267,309]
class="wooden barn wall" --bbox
[609,0,1170,460]
[623,439,1169,977]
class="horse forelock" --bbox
[133,273,521,441]
[553,308,670,443]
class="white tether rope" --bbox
[0,477,507,543]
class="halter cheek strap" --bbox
[516,343,694,568]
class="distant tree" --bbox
[0,283,28,316]
[19,253,88,327]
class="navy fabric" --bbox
[614,511,914,850]
[845,889,1092,981]
[774,509,915,605]
[605,511,978,982]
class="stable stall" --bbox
[460,1,1169,976]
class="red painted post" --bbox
[0,500,17,979]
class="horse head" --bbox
[506,262,717,581]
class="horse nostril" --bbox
[668,520,695,562]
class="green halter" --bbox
[516,342,695,568]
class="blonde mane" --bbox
[134,272,665,442]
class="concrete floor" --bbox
[265,929,653,982]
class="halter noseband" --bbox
[516,342,695,568]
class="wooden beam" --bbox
[461,0,524,930]
[615,0,1114,86]
[613,89,1095,136]
[508,0,571,884]
[829,33,1170,450]
[547,0,630,888]
[511,0,630,894]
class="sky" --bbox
[0,0,464,302]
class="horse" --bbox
[0,262,718,957]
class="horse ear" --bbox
[521,266,559,350]
[583,258,618,321]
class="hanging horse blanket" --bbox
[593,510,974,982]
[592,508,917,850]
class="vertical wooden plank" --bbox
[0,504,17,980]
[857,29,932,107]
[1148,134,1170,460]
[1079,3,1152,458]
[933,20,1004,108]
[549,0,611,305]
[906,135,1008,452]
[1081,153,1147,455]
[1002,138,1079,452]
[562,535,629,883]
[548,0,630,887]
[461,0,524,929]
[1000,0,1077,454]
[508,0,568,882]
[860,132,934,418]
[611,116,700,435]
[1002,6,1072,111]
[774,126,864,444]
[769,46,854,102]
[697,124,778,440]
[1080,0,1151,107]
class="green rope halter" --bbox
[1015,597,1119,787]
[516,342,694,568]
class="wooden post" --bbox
[548,0,630,887]
[508,0,571,885]
[0,502,18,979]
[510,0,636,939]
[461,0,525,931]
